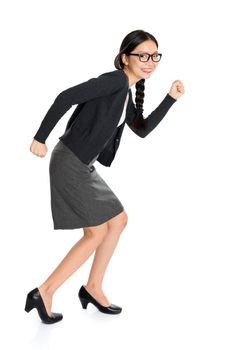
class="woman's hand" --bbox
[30,139,48,157]
[168,80,185,100]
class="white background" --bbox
[1,0,234,349]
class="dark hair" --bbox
[114,30,158,130]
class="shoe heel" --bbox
[79,297,89,309]
[24,296,35,313]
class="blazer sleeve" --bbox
[33,71,126,143]
[126,90,177,138]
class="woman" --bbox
[25,29,185,324]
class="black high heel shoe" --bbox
[78,285,122,314]
[24,288,63,324]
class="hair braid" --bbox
[131,79,145,130]
[135,79,145,113]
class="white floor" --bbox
[3,208,234,350]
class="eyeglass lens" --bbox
[139,53,160,62]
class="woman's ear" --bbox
[121,53,129,66]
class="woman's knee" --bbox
[107,210,128,232]
[120,210,128,228]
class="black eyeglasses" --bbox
[127,52,162,62]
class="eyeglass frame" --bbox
[127,52,162,62]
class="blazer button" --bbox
[116,138,119,142]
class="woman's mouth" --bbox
[142,69,152,73]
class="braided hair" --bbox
[114,30,158,130]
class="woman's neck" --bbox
[122,67,140,88]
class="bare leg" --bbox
[84,211,128,306]
[38,222,109,316]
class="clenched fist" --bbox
[30,139,48,157]
[168,80,185,100]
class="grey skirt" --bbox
[49,140,124,230]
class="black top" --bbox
[34,69,177,166]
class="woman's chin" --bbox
[142,73,151,79]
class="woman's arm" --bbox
[33,70,126,144]
[126,92,177,138]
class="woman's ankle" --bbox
[38,283,55,297]
[85,282,103,293]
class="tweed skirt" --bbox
[49,140,125,230]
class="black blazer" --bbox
[34,69,177,166]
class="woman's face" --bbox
[122,39,159,82]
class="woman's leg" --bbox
[84,210,128,306]
[38,221,109,316]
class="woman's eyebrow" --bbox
[138,51,158,54]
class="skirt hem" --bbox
[53,206,125,230]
